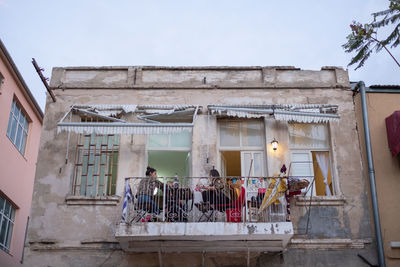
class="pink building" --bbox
[0,39,43,267]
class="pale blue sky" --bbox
[1,0,399,110]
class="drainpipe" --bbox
[355,81,385,267]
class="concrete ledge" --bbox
[390,241,400,248]
[28,239,121,251]
[65,195,120,205]
[50,66,349,89]
[290,238,371,250]
[295,196,346,206]
[115,222,293,252]
[124,240,285,252]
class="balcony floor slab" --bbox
[115,222,293,252]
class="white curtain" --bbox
[315,152,331,196]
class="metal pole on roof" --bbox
[32,58,56,102]
[356,81,385,267]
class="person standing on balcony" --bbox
[136,166,164,215]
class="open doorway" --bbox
[220,151,264,177]
[218,120,265,177]
[221,151,241,176]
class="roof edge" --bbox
[53,65,345,71]
[0,39,44,121]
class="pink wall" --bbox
[0,56,42,267]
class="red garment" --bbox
[385,110,400,157]
[288,190,302,197]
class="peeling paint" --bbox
[247,225,257,234]
[25,66,375,266]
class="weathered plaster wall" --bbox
[49,66,349,89]
[23,249,378,267]
[354,92,400,267]
[24,66,376,266]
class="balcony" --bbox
[115,176,294,252]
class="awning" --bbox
[208,104,339,123]
[386,110,400,157]
[57,105,200,135]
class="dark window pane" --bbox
[4,202,11,217]
[9,207,15,221]
[24,117,29,131]
[9,118,17,143]
[14,105,20,121]
[20,132,27,155]
[11,101,16,113]
[19,110,25,122]
[6,110,13,137]
[0,197,4,213]
[5,222,13,249]
[15,124,23,151]
[0,217,7,245]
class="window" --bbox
[0,72,3,90]
[147,131,191,178]
[73,134,120,197]
[0,196,16,253]
[219,121,265,177]
[289,123,333,196]
[6,100,29,155]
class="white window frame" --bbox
[147,132,192,152]
[146,132,193,177]
[217,120,266,177]
[6,99,29,155]
[0,196,16,253]
[289,123,336,196]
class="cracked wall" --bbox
[24,66,376,266]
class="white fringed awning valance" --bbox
[274,112,338,123]
[57,123,193,135]
[208,104,339,123]
[225,110,264,118]
[138,104,196,111]
[57,104,199,135]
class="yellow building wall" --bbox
[355,92,400,267]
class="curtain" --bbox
[315,152,331,196]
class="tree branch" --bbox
[370,35,400,67]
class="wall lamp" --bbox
[271,138,278,151]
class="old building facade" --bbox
[24,66,377,266]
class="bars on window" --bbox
[72,116,120,197]
[73,133,119,196]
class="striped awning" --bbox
[57,105,199,135]
[208,104,339,123]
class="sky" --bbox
[0,0,399,111]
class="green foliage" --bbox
[343,0,400,70]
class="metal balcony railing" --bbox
[121,176,291,224]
